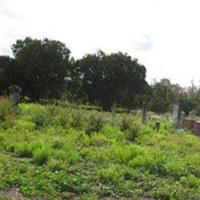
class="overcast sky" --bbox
[0,0,200,86]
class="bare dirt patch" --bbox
[0,188,26,200]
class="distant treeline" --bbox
[0,37,200,114]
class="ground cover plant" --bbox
[0,98,200,199]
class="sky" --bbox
[0,0,200,87]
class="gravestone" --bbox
[173,101,181,129]
[142,102,147,124]
[180,111,185,119]
[180,111,185,121]
[10,85,22,106]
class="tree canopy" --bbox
[1,37,200,114]
[69,51,149,110]
[11,37,71,101]
[0,56,14,95]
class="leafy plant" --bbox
[0,97,15,121]
[86,112,105,136]
[33,147,50,165]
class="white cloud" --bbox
[134,35,153,51]
[1,0,200,86]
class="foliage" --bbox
[33,147,50,165]
[2,37,200,114]
[10,37,71,101]
[85,112,105,136]
[0,56,15,95]
[69,51,148,110]
[0,102,200,199]
[150,79,177,113]
[0,97,15,121]
[0,97,17,129]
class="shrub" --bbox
[52,138,64,149]
[0,97,15,121]
[120,115,142,141]
[52,172,90,194]
[47,159,67,172]
[164,158,187,178]
[33,147,50,165]
[14,120,36,131]
[66,150,80,164]
[90,134,113,146]
[54,109,71,129]
[97,165,123,184]
[86,112,105,136]
[0,114,17,129]
[110,144,145,164]
[15,142,33,158]
[102,126,124,141]
[0,97,17,129]
[80,147,110,163]
[52,149,67,161]
[120,114,133,131]
[71,111,86,130]
[20,104,50,128]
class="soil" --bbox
[0,188,26,200]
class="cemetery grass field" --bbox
[1,98,200,200]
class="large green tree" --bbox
[12,37,71,101]
[70,51,149,110]
[0,56,14,95]
[150,79,183,113]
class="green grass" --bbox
[0,99,200,199]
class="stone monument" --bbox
[10,85,22,106]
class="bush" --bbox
[65,150,80,164]
[0,97,17,129]
[14,120,36,131]
[120,115,142,141]
[102,126,124,141]
[15,142,33,158]
[90,134,113,146]
[52,139,64,149]
[0,97,15,121]
[33,147,50,165]
[71,111,86,130]
[86,112,105,136]
[54,109,71,129]
[97,165,123,184]
[47,159,67,172]
[20,104,50,128]
[120,114,133,131]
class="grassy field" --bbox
[0,98,200,200]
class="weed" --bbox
[71,111,86,130]
[86,112,105,136]
[15,142,33,158]
[33,147,50,165]
[0,97,15,121]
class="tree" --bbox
[150,79,185,113]
[11,37,71,101]
[0,56,14,95]
[70,51,148,110]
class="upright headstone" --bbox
[142,102,147,124]
[173,101,181,129]
[10,85,22,106]
[180,111,186,121]
[189,111,193,116]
